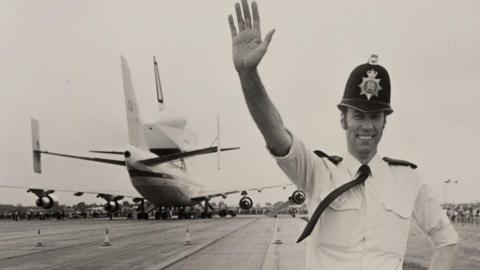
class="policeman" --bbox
[228,1,458,269]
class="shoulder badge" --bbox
[383,157,417,169]
[314,150,343,165]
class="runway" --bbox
[0,216,306,270]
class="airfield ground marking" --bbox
[259,217,283,270]
[0,220,202,261]
[154,217,260,270]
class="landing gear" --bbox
[160,212,169,220]
[178,207,185,219]
[134,198,149,220]
[156,207,170,220]
[172,207,193,219]
[218,209,237,218]
[199,200,214,219]
[137,212,149,220]
[182,211,192,219]
[177,206,192,219]
[153,207,194,220]
[219,209,227,217]
[200,212,213,219]
[152,205,214,220]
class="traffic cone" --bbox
[274,225,283,244]
[35,229,45,247]
[102,228,111,246]
[184,228,192,245]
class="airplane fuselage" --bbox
[129,166,203,207]
[125,144,203,207]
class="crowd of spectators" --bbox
[443,203,480,224]
[0,209,66,220]
[0,205,134,221]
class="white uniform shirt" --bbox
[272,135,458,270]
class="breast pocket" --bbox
[381,196,413,254]
[383,197,412,219]
[314,191,363,248]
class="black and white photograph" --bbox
[0,0,479,269]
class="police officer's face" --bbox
[342,108,386,160]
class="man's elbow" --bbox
[267,141,291,157]
[265,130,293,157]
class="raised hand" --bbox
[228,0,275,72]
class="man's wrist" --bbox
[237,68,258,78]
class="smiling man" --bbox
[338,60,390,165]
[228,1,458,269]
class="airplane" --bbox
[11,56,306,219]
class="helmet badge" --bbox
[358,69,382,100]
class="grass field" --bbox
[403,222,480,270]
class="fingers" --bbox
[235,2,244,31]
[260,29,276,50]
[228,15,237,38]
[233,0,256,32]
[251,1,260,32]
[241,0,252,29]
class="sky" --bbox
[0,0,479,207]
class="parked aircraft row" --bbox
[1,56,305,219]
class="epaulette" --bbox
[314,150,343,165]
[382,157,417,169]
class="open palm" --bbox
[229,0,275,72]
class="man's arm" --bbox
[428,244,458,270]
[413,184,459,269]
[228,0,292,156]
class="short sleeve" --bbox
[268,132,320,192]
[413,185,459,249]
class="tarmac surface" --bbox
[0,215,306,270]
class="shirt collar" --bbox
[342,151,382,178]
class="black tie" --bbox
[297,164,371,243]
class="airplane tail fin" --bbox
[31,118,42,173]
[209,115,222,170]
[120,56,148,150]
[216,114,221,170]
[153,56,165,111]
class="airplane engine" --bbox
[239,196,253,210]
[290,190,306,204]
[35,194,59,209]
[104,200,121,213]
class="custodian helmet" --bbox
[337,55,393,115]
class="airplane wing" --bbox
[0,184,142,200]
[40,146,238,167]
[36,150,125,166]
[190,183,292,201]
[139,146,239,166]
[89,150,125,155]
